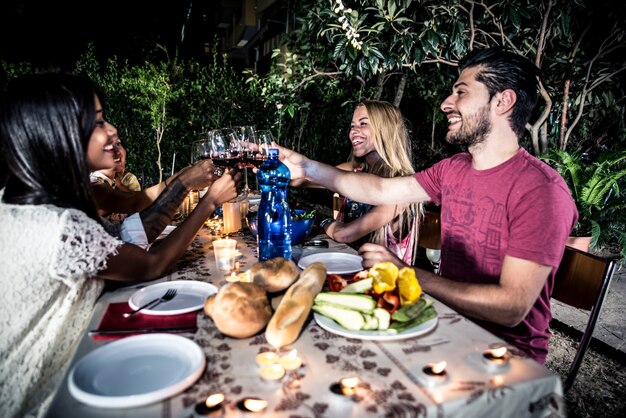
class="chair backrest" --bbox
[551,245,616,392]
[418,211,441,250]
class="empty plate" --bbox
[128,280,217,316]
[298,252,363,275]
[68,334,205,408]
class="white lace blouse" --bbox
[0,190,123,418]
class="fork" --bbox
[123,288,178,318]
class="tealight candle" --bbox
[259,363,285,380]
[256,351,279,366]
[194,393,224,415]
[482,346,510,371]
[341,379,358,395]
[334,377,359,396]
[241,398,268,413]
[279,349,302,370]
[421,361,449,387]
[330,377,359,396]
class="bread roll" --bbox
[250,257,299,293]
[265,262,327,348]
[204,282,273,338]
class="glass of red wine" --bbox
[250,130,277,167]
[231,125,256,194]
[209,129,247,201]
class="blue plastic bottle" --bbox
[256,148,292,261]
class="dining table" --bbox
[45,224,566,418]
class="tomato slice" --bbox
[352,270,369,281]
[327,274,348,292]
[375,291,401,315]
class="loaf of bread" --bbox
[265,262,327,348]
[204,282,273,339]
[249,257,299,293]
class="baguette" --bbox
[249,257,299,293]
[265,262,327,348]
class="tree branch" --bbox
[292,69,344,90]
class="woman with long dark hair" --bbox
[0,73,239,417]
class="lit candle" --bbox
[256,351,279,366]
[242,398,268,413]
[340,377,359,396]
[259,363,285,380]
[482,346,510,371]
[421,361,448,387]
[194,392,224,415]
[278,349,302,370]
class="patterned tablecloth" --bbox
[46,228,565,418]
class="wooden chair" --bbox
[551,245,616,392]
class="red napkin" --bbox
[91,302,198,341]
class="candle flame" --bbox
[487,346,507,358]
[205,393,224,407]
[243,398,268,412]
[431,361,447,374]
[340,377,359,388]
[270,363,283,373]
[491,375,504,386]
[256,351,278,364]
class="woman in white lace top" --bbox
[0,73,240,418]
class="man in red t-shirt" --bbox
[277,47,577,363]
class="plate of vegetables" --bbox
[313,262,438,341]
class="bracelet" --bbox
[319,217,335,230]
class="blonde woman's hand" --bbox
[358,243,406,269]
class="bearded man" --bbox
[276,47,577,364]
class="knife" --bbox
[88,327,197,336]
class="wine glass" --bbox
[231,125,256,194]
[190,133,211,163]
[425,248,441,274]
[208,129,247,202]
[253,130,277,164]
[191,132,224,198]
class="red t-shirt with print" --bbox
[415,148,577,363]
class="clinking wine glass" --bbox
[208,129,247,202]
[425,248,441,274]
[252,130,277,166]
[231,125,256,194]
[191,133,224,200]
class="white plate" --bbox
[247,194,261,205]
[298,252,363,275]
[128,280,217,316]
[314,312,438,341]
[68,334,205,408]
[156,225,177,240]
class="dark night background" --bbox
[0,0,225,68]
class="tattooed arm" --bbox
[139,177,189,242]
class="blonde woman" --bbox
[319,100,422,264]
